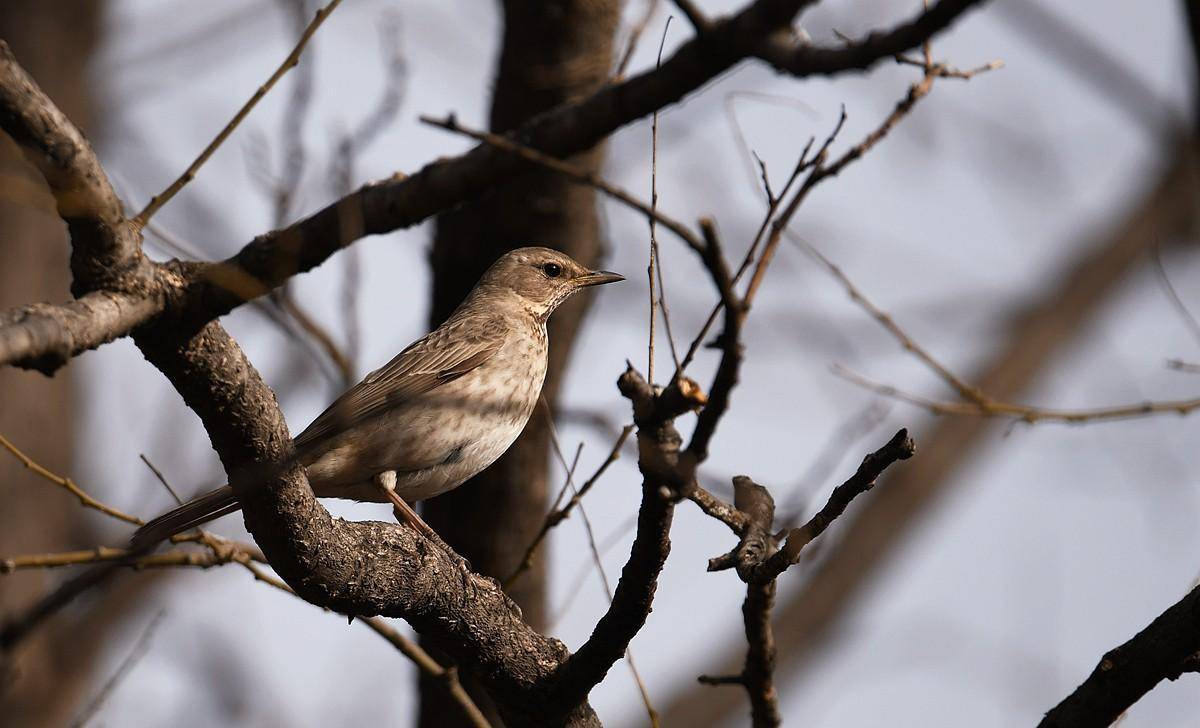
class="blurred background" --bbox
[2,0,1199,725]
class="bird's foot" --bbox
[373,471,438,541]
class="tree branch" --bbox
[0,292,161,374]
[549,366,682,714]
[0,40,146,295]
[0,0,987,376]
[1040,583,1200,727]
[135,319,595,726]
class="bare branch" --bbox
[833,365,1200,423]
[0,433,142,525]
[506,425,634,589]
[549,365,681,713]
[757,0,990,77]
[1041,583,1200,727]
[420,114,704,254]
[132,0,344,227]
[800,236,1200,424]
[614,0,664,79]
[752,429,914,582]
[0,41,140,275]
[0,293,161,373]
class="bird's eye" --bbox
[542,263,562,278]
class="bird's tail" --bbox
[130,485,240,548]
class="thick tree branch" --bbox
[0,40,145,292]
[134,319,596,727]
[1040,584,1200,727]
[0,292,161,374]
[758,0,989,75]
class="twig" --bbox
[749,429,914,582]
[420,114,703,254]
[1168,359,1200,374]
[800,234,1200,424]
[69,610,166,728]
[333,9,407,378]
[647,17,676,386]
[894,54,1003,78]
[248,1,355,389]
[794,234,989,406]
[132,0,343,227]
[614,0,662,79]
[834,365,1200,423]
[505,424,634,588]
[139,453,184,505]
[272,289,356,385]
[777,401,892,527]
[1152,244,1200,347]
[689,483,750,535]
[676,146,812,375]
[1,433,143,525]
[357,619,490,728]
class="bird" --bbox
[132,247,623,546]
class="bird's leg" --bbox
[373,471,438,540]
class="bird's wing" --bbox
[293,314,508,454]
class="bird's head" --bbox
[480,247,624,320]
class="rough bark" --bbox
[419,1,620,723]
[1040,582,1200,727]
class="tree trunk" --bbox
[419,1,620,724]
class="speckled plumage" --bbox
[133,247,622,545]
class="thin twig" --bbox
[1,433,143,525]
[420,114,703,254]
[751,429,915,582]
[505,417,634,589]
[833,364,1200,423]
[333,9,407,379]
[797,232,1200,424]
[614,0,662,79]
[0,447,488,728]
[647,17,674,386]
[894,54,1004,78]
[132,0,343,227]
[676,144,813,375]
[139,453,184,505]
[1152,244,1200,348]
[794,234,989,406]
[777,401,892,527]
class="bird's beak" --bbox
[574,270,625,288]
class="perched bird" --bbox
[133,247,622,546]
